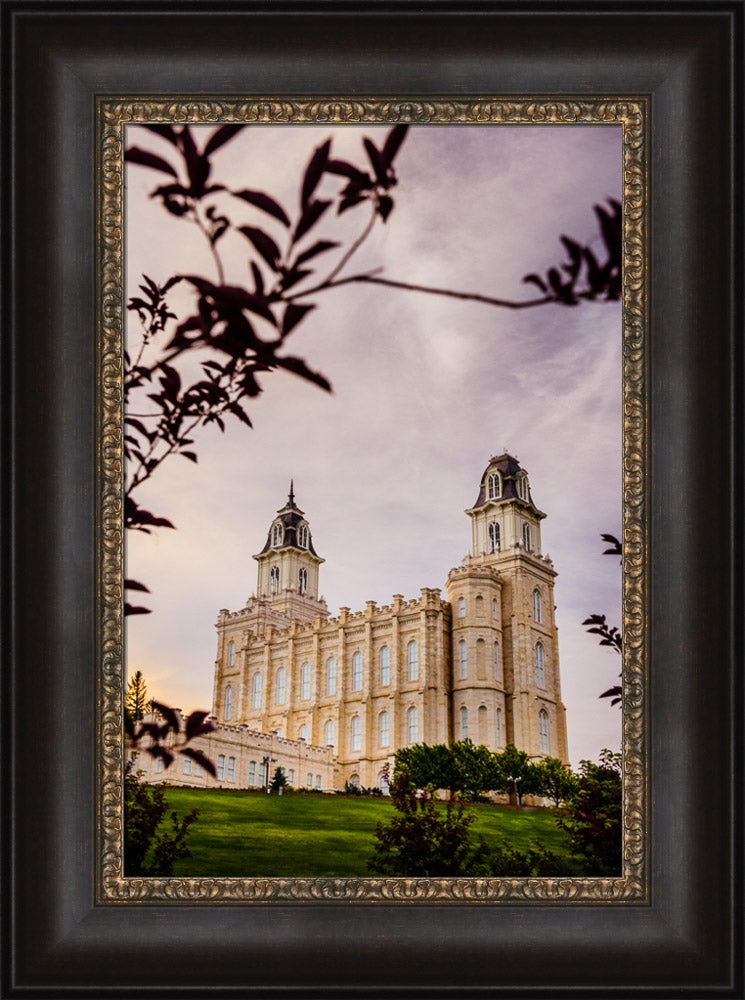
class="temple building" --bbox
[204,454,569,791]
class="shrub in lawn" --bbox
[124,762,200,876]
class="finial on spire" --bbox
[288,479,295,506]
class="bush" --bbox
[557,749,622,875]
[124,762,200,876]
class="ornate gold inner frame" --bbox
[97,98,647,904]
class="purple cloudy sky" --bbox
[125,122,623,766]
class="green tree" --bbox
[270,766,287,793]
[492,743,541,806]
[125,669,151,722]
[124,762,200,876]
[367,768,490,877]
[533,755,579,808]
[450,739,497,800]
[557,749,622,875]
[393,742,458,797]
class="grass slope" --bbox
[155,787,573,877]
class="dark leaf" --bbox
[181,451,198,463]
[125,147,178,178]
[325,159,371,185]
[294,240,339,267]
[363,138,388,186]
[161,274,183,293]
[523,273,548,293]
[185,710,215,740]
[599,685,623,701]
[125,604,152,616]
[151,701,181,734]
[141,124,180,146]
[238,226,281,270]
[250,262,265,295]
[282,303,315,337]
[338,193,366,215]
[203,124,245,157]
[124,578,151,593]
[301,139,331,207]
[560,235,582,264]
[145,745,175,768]
[233,189,291,227]
[377,195,394,222]
[275,355,332,392]
[381,124,409,167]
[178,746,217,777]
[180,126,210,196]
[294,199,331,242]
[279,269,312,292]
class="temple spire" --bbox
[288,479,295,506]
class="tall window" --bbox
[252,672,262,709]
[492,598,498,618]
[407,706,419,744]
[270,565,280,593]
[227,640,235,665]
[522,522,531,551]
[298,567,308,595]
[227,757,236,781]
[407,640,419,681]
[272,523,283,546]
[297,524,308,548]
[494,641,500,680]
[183,757,192,775]
[476,637,486,678]
[301,662,311,700]
[258,760,266,786]
[517,474,528,500]
[459,639,468,679]
[155,757,164,773]
[248,760,256,785]
[458,596,466,618]
[478,705,488,742]
[224,684,232,721]
[351,715,361,752]
[496,707,503,745]
[487,472,501,499]
[538,709,549,753]
[535,642,545,687]
[299,724,308,742]
[217,754,225,780]
[533,588,542,623]
[379,711,389,747]
[306,772,313,788]
[379,646,390,686]
[352,651,363,691]
[324,719,335,746]
[475,595,484,617]
[315,775,322,789]
[488,521,501,552]
[276,667,286,705]
[287,769,294,786]
[460,705,469,739]
[326,656,336,696]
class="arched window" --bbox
[407,640,419,681]
[487,472,501,499]
[351,715,361,752]
[315,775,322,789]
[492,597,498,618]
[496,706,503,745]
[324,719,335,746]
[301,662,311,700]
[248,760,256,784]
[155,757,164,774]
[252,672,262,709]
[379,646,390,686]
[539,709,549,753]
[478,705,488,742]
[183,757,192,775]
[533,588,542,623]
[458,596,466,618]
[276,667,286,705]
[217,754,226,780]
[326,656,336,696]
[460,705,469,739]
[272,523,283,547]
[475,595,484,617]
[224,684,232,721]
[494,641,500,680]
[227,757,236,781]
[348,773,361,789]
[522,522,531,551]
[535,642,545,687]
[270,565,280,594]
[488,521,501,553]
[297,524,308,548]
[352,651,363,691]
[459,639,468,679]
[298,567,308,595]
[379,711,389,747]
[407,706,419,744]
[227,640,235,665]
[378,771,390,795]
[299,724,308,742]
[258,760,266,786]
[476,637,486,679]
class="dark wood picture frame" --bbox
[2,2,742,995]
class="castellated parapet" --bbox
[206,460,569,791]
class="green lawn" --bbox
[153,787,573,877]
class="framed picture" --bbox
[3,2,741,994]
